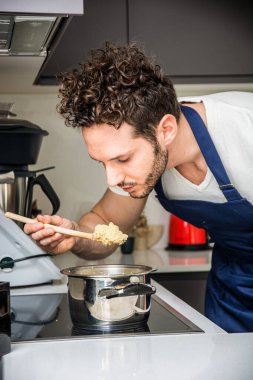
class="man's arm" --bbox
[24,189,147,260]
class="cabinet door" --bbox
[36,0,128,85]
[128,0,253,83]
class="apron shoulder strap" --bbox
[180,105,242,202]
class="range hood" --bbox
[0,14,62,57]
[0,0,84,56]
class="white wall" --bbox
[1,82,252,249]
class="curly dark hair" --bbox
[57,43,180,142]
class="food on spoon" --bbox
[93,222,128,246]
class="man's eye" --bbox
[118,158,129,163]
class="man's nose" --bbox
[105,166,124,187]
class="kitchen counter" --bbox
[52,247,212,273]
[3,332,253,380]
[4,277,253,380]
[4,248,253,379]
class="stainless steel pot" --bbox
[61,264,156,331]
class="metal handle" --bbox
[98,283,156,299]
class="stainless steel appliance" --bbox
[0,117,62,288]
[0,118,60,218]
[0,167,60,218]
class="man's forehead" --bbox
[83,121,140,146]
[83,128,144,163]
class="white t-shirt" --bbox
[111,92,253,204]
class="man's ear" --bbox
[157,114,178,144]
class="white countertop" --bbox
[3,332,253,380]
[5,247,253,380]
[52,247,212,273]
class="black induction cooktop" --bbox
[9,292,203,342]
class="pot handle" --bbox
[98,283,156,299]
[134,304,151,314]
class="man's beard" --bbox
[129,142,168,199]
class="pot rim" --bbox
[61,264,156,278]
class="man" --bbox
[24,43,253,333]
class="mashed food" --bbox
[93,222,128,246]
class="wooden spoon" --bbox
[5,212,128,246]
[5,211,94,240]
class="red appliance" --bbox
[167,214,209,251]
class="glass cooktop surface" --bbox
[10,293,203,342]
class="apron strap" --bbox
[180,105,242,202]
[154,176,165,198]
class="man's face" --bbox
[82,122,168,198]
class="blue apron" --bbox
[155,105,253,332]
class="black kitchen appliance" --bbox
[0,118,60,217]
[0,118,48,165]
[0,282,11,338]
[0,281,11,379]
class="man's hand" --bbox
[24,214,77,254]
